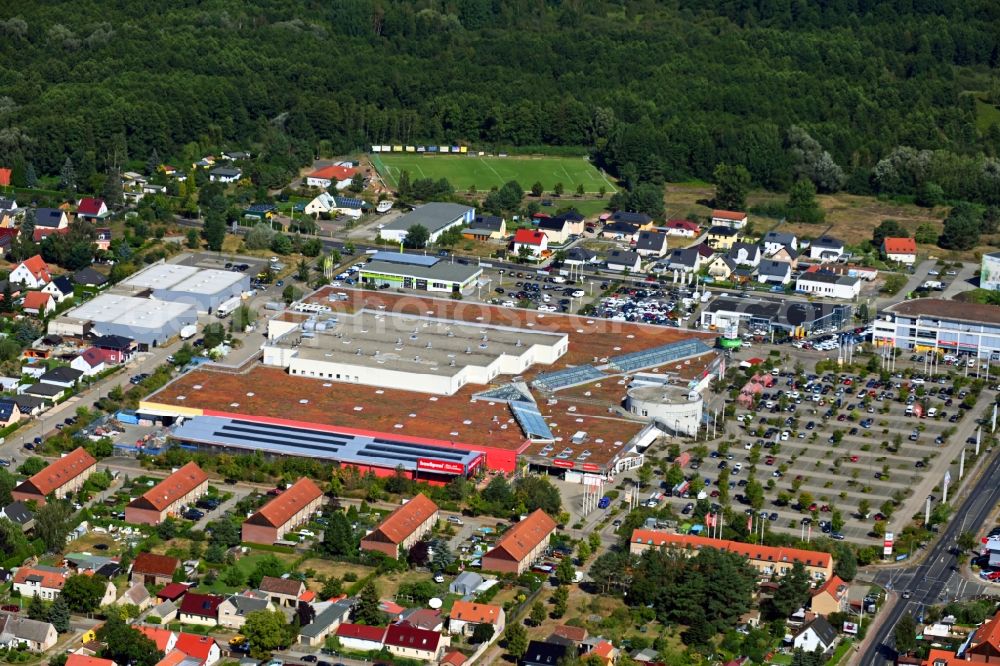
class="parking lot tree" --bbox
[505,621,529,659]
[555,554,575,585]
[798,491,813,511]
[637,464,653,488]
[830,509,845,534]
[665,464,684,489]
[958,531,978,552]
[746,479,765,510]
[688,476,704,496]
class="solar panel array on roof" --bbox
[608,340,713,373]
[532,365,603,391]
[171,416,479,474]
[334,196,364,209]
[510,402,554,441]
[370,251,439,267]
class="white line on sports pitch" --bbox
[479,157,504,185]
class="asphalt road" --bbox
[860,447,1000,665]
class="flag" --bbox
[747,514,752,531]
[944,470,952,486]
[706,513,715,528]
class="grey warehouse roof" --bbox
[362,258,481,284]
[171,416,482,474]
[380,203,474,235]
[707,296,848,326]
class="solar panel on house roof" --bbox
[370,251,439,267]
[608,340,713,373]
[532,365,604,391]
[334,196,364,209]
[510,402,554,441]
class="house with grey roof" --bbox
[563,247,599,266]
[379,203,475,243]
[705,255,737,281]
[793,616,838,653]
[0,613,57,652]
[808,236,845,263]
[147,600,178,624]
[664,247,702,273]
[1,501,34,531]
[728,242,761,267]
[605,250,642,273]
[298,598,354,647]
[218,594,274,629]
[756,260,792,285]
[634,230,668,257]
[116,582,153,610]
[449,572,483,596]
[762,231,798,255]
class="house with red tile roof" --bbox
[584,638,620,666]
[66,655,117,666]
[12,566,67,600]
[306,165,357,190]
[71,347,112,377]
[22,291,54,316]
[156,583,191,602]
[711,210,748,229]
[810,575,849,616]
[125,462,208,525]
[629,530,833,580]
[440,651,467,666]
[0,168,10,187]
[360,493,439,559]
[384,623,449,662]
[130,552,180,586]
[965,610,1000,660]
[9,255,51,289]
[152,652,190,666]
[77,198,110,221]
[335,624,386,652]
[177,593,224,626]
[242,477,323,545]
[482,509,556,575]
[174,633,221,666]
[12,447,97,505]
[448,600,505,636]
[512,229,548,258]
[663,219,700,238]
[882,237,917,265]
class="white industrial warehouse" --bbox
[50,294,197,346]
[119,262,250,313]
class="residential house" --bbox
[0,168,9,186]
[555,211,585,236]
[512,229,548,259]
[795,270,861,299]
[706,226,740,250]
[810,575,849,617]
[147,601,179,625]
[38,366,83,388]
[665,247,703,274]
[130,552,180,586]
[305,165,356,190]
[0,613,58,652]
[563,247,599,266]
[482,509,556,575]
[606,250,642,273]
[400,609,443,632]
[550,625,588,645]
[9,255,52,289]
[33,208,69,234]
[298,599,354,647]
[600,221,640,242]
[610,211,653,227]
[462,215,507,241]
[335,624,386,652]
[536,216,571,244]
[360,493,439,559]
[449,572,483,596]
[882,237,917,265]
[23,292,54,316]
[705,255,737,281]
[441,651,467,666]
[711,210,748,229]
[582,638,620,666]
[663,219,700,238]
[634,230,668,258]
[125,462,208,525]
[766,245,800,269]
[42,276,74,303]
[384,623,449,663]
[217,594,273,630]
[522,640,568,666]
[303,192,336,216]
[116,583,153,611]
[71,348,110,377]
[77,198,110,221]
[448,600,505,637]
[727,242,761,267]
[964,610,1000,660]
[12,566,67,600]
[0,228,18,251]
[0,197,18,219]
[762,231,798,255]
[72,267,108,289]
[222,151,250,161]
[133,626,178,654]
[208,168,241,184]
[244,204,277,223]
[157,583,190,603]
[257,576,305,608]
[20,383,64,403]
[175,633,221,666]
[757,260,792,285]
[792,617,838,653]
[329,196,368,220]
[12,395,45,417]
[67,656,116,666]
[95,335,136,364]
[1,501,34,531]
[12,447,96,505]
[0,399,20,427]
[808,236,845,263]
[629,531,833,580]
[241,477,323,545]
[177,593,223,626]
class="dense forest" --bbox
[1,0,1000,202]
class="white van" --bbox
[926,407,937,418]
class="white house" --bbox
[71,348,109,377]
[9,255,51,289]
[727,242,761,267]
[792,617,837,653]
[756,260,792,285]
[335,624,386,652]
[711,210,748,229]
[663,219,700,238]
[305,164,356,190]
[512,229,548,258]
[606,250,642,272]
[882,237,917,265]
[448,601,505,637]
[22,292,55,316]
[634,230,668,258]
[304,192,336,216]
[808,236,845,263]
[762,231,798,255]
[208,168,241,183]
[42,276,74,304]
[795,270,861,299]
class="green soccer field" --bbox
[373,154,618,194]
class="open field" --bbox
[373,154,617,194]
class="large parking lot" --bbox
[658,362,987,546]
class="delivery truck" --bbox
[216,296,242,318]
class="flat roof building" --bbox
[242,478,324,545]
[379,203,475,243]
[125,462,209,525]
[359,252,481,294]
[873,298,1000,359]
[120,263,250,313]
[11,447,96,505]
[629,530,833,580]
[53,294,196,346]
[360,493,439,559]
[700,296,852,337]
[482,509,556,574]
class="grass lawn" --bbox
[298,558,375,583]
[195,552,299,594]
[975,96,1000,133]
[770,653,794,665]
[825,639,854,666]
[374,154,617,194]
